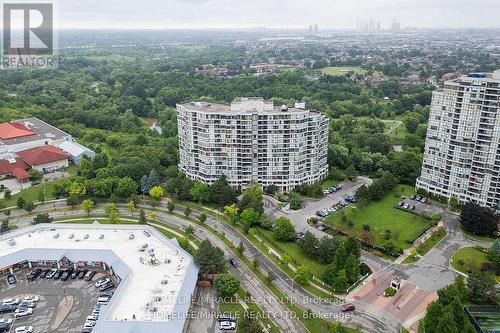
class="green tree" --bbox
[184,206,192,218]
[167,201,175,214]
[185,225,195,238]
[198,213,207,224]
[460,202,497,237]
[237,241,245,255]
[240,208,260,234]
[0,219,9,233]
[80,199,96,217]
[214,273,240,298]
[115,177,138,198]
[190,181,210,203]
[23,200,36,213]
[17,197,26,209]
[208,175,237,207]
[467,270,497,303]
[273,217,295,241]
[4,188,11,199]
[194,240,226,275]
[32,213,53,225]
[138,209,147,224]
[126,199,136,217]
[238,183,264,214]
[149,186,165,207]
[105,203,119,224]
[333,269,349,291]
[294,265,310,285]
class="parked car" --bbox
[218,315,236,322]
[0,323,10,333]
[0,305,17,314]
[95,277,111,288]
[46,268,57,279]
[23,296,39,302]
[3,298,20,306]
[6,275,16,285]
[86,315,98,321]
[340,303,355,312]
[19,300,36,308]
[27,269,42,281]
[100,292,114,298]
[71,270,79,279]
[78,270,88,279]
[84,321,96,328]
[219,321,236,331]
[84,271,95,281]
[15,307,33,317]
[397,201,405,207]
[0,318,13,325]
[54,270,65,279]
[81,328,93,333]
[61,270,73,281]
[40,269,50,278]
[99,282,114,292]
[97,296,110,304]
[15,327,33,333]
[421,197,427,203]
[410,195,416,200]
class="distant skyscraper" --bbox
[314,24,318,33]
[391,19,401,30]
[416,71,500,210]
[309,25,313,34]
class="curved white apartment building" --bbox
[177,97,329,192]
[416,71,500,210]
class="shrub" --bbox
[384,287,397,297]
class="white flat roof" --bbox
[0,223,197,329]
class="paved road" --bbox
[6,206,307,333]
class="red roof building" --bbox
[0,122,35,140]
[0,157,30,181]
[17,145,70,166]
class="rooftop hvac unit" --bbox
[8,239,15,246]
[69,234,74,239]
[280,105,288,112]
[129,234,135,240]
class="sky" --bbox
[50,0,500,29]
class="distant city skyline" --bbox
[43,0,499,29]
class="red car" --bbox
[341,303,355,312]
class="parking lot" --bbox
[0,269,111,332]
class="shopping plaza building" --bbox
[416,71,500,210]
[0,223,198,333]
[177,97,329,192]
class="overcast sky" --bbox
[52,0,499,29]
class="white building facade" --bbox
[177,97,329,192]
[416,71,500,210]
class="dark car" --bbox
[229,258,238,268]
[340,303,355,312]
[39,269,51,278]
[0,323,9,333]
[6,275,16,285]
[54,270,65,279]
[99,282,114,292]
[0,305,17,314]
[218,314,236,322]
[61,270,73,281]
[100,292,114,298]
[71,271,79,279]
[81,328,93,333]
[79,270,88,279]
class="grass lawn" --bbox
[321,66,369,76]
[402,254,420,264]
[1,166,77,207]
[320,179,335,189]
[258,229,327,277]
[218,290,246,317]
[416,227,446,255]
[450,246,491,275]
[388,124,410,144]
[325,185,434,250]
